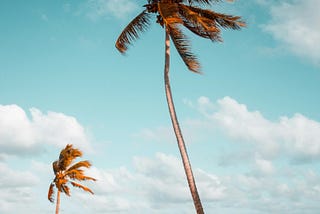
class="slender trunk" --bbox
[164,27,204,214]
[55,190,60,214]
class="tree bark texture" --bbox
[164,27,204,214]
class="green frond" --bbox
[115,10,152,53]
[48,183,55,203]
[167,24,201,73]
[70,181,95,194]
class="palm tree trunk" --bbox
[55,190,61,214]
[164,27,204,214]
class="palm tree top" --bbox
[116,0,245,73]
[48,144,96,203]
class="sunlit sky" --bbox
[1,0,320,213]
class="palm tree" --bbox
[115,0,245,213]
[48,144,96,214]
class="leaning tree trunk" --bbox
[55,190,61,214]
[164,27,204,214]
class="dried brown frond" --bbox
[67,160,92,172]
[66,169,96,181]
[157,2,200,72]
[58,144,83,171]
[184,0,221,5]
[70,181,94,194]
[115,10,152,53]
[187,6,246,30]
[48,183,55,203]
[178,4,222,42]
[52,160,59,174]
[61,184,70,196]
[167,24,201,73]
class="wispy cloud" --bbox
[262,0,320,65]
[84,0,139,20]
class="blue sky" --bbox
[1,0,320,213]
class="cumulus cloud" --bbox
[209,96,320,160]
[65,153,226,213]
[0,162,39,213]
[262,0,320,64]
[0,104,92,157]
[85,0,138,20]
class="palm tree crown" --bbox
[116,0,245,72]
[48,144,96,209]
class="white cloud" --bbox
[85,0,138,20]
[66,153,226,213]
[0,162,39,214]
[263,0,320,64]
[201,96,320,160]
[0,104,92,157]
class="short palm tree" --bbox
[48,144,96,214]
[115,0,245,213]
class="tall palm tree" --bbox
[115,0,245,213]
[48,144,96,214]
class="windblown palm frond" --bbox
[48,183,55,203]
[187,6,245,30]
[158,2,200,72]
[70,181,94,194]
[58,144,83,171]
[178,4,222,42]
[167,23,200,72]
[184,0,220,5]
[116,10,152,53]
[67,160,92,172]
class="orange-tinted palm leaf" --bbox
[188,6,246,29]
[167,24,200,73]
[67,160,91,171]
[158,3,200,73]
[61,184,70,196]
[66,169,96,181]
[58,144,83,170]
[116,10,152,53]
[184,0,220,5]
[178,4,222,42]
[70,181,94,194]
[48,183,55,203]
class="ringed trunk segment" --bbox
[164,28,204,214]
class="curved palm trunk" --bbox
[55,190,61,214]
[164,28,204,214]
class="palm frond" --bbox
[187,6,246,29]
[178,4,222,41]
[67,160,92,171]
[58,144,83,170]
[52,160,59,174]
[66,169,96,181]
[167,24,200,73]
[48,183,55,203]
[61,184,70,196]
[183,0,221,5]
[70,181,94,194]
[115,10,152,53]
